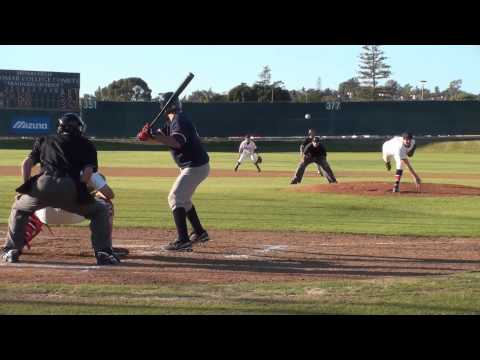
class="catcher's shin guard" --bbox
[24,213,44,250]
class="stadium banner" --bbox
[9,115,52,135]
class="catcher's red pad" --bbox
[24,213,44,250]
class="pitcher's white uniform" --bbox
[35,172,108,225]
[238,139,259,164]
[382,136,416,170]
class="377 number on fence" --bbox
[326,101,341,111]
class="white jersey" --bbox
[35,172,108,225]
[382,136,416,170]
[239,140,257,154]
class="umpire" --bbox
[1,113,119,265]
[291,136,337,184]
[137,92,210,252]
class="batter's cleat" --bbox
[290,178,299,185]
[112,247,129,257]
[190,231,210,244]
[1,249,20,264]
[164,239,193,252]
[95,250,121,265]
[392,185,400,193]
[385,161,392,171]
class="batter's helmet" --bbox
[159,92,182,114]
[57,113,86,136]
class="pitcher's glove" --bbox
[137,123,153,141]
[407,144,417,157]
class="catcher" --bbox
[1,113,119,265]
[234,135,262,173]
[382,132,420,193]
[31,172,128,257]
[291,136,337,184]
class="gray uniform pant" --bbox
[4,174,111,253]
[293,156,337,184]
[168,163,210,211]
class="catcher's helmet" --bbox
[159,92,182,114]
[57,113,86,136]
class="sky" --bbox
[0,45,479,96]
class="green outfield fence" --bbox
[1,100,479,138]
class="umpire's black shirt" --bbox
[303,142,327,158]
[29,134,98,181]
[301,136,314,150]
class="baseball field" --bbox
[1,139,480,314]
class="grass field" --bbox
[1,141,480,314]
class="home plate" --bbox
[256,245,289,253]
[225,254,249,259]
[4,263,101,270]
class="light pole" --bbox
[420,80,427,100]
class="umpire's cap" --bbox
[402,132,413,140]
[57,113,86,136]
[159,92,182,113]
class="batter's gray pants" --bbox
[168,163,210,211]
[292,156,337,184]
[3,174,111,253]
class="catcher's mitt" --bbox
[256,155,263,164]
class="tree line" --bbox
[82,46,479,105]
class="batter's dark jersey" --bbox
[160,112,209,169]
[29,134,98,181]
[303,142,327,158]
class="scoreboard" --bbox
[0,69,80,111]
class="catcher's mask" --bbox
[159,92,182,114]
[313,136,321,143]
[57,113,86,136]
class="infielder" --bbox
[234,135,262,172]
[382,132,420,193]
[137,92,210,252]
[1,113,119,265]
[291,136,337,184]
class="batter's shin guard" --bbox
[186,205,204,235]
[172,207,189,242]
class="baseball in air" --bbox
[305,113,311,120]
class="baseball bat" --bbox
[149,72,195,128]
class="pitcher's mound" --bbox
[289,182,480,197]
